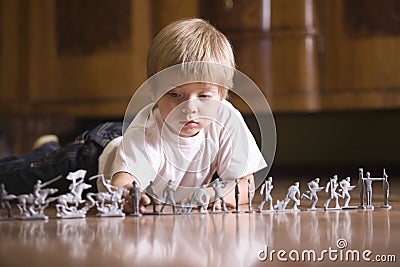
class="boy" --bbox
[99,18,267,213]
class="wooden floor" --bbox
[1,185,399,267]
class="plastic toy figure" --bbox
[190,185,210,213]
[0,183,16,220]
[130,180,142,217]
[246,179,256,213]
[258,177,274,212]
[86,175,127,217]
[324,175,341,210]
[362,171,384,210]
[160,180,177,214]
[339,177,357,209]
[211,178,228,213]
[47,170,92,218]
[301,178,324,210]
[275,181,301,211]
[15,175,61,220]
[381,170,391,209]
[232,178,243,213]
[144,181,159,214]
[358,168,365,208]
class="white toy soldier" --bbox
[381,170,391,209]
[145,181,159,214]
[258,176,274,212]
[160,180,176,214]
[339,177,356,209]
[85,175,127,217]
[301,178,324,210]
[362,171,384,210]
[232,178,243,213]
[0,183,15,220]
[246,178,256,213]
[48,170,92,218]
[190,184,210,213]
[324,175,341,210]
[130,180,142,217]
[16,175,60,220]
[358,168,365,208]
[275,181,301,211]
[211,178,228,213]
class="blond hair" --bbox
[147,18,235,98]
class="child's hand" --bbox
[211,199,235,210]
[123,191,151,214]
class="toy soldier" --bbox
[275,181,300,211]
[258,177,274,212]
[363,171,384,210]
[339,177,356,208]
[0,183,15,220]
[382,169,391,209]
[246,179,256,213]
[286,181,301,211]
[160,180,176,214]
[130,180,142,217]
[232,178,243,213]
[364,172,373,208]
[211,178,228,213]
[145,181,159,214]
[358,168,365,208]
[301,178,324,210]
[324,175,341,210]
[190,185,210,213]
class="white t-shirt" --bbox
[98,100,267,202]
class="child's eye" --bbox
[167,92,181,98]
[199,94,212,98]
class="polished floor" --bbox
[1,185,399,267]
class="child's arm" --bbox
[111,172,150,213]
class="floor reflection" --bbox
[0,206,397,267]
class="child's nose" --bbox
[181,99,198,114]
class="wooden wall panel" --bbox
[319,0,400,110]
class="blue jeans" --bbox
[0,122,122,195]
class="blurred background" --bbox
[1,0,399,180]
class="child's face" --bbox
[157,83,224,137]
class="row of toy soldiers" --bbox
[257,169,390,212]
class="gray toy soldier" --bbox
[324,175,341,210]
[130,180,142,217]
[301,178,324,210]
[382,170,391,209]
[232,178,243,213]
[362,171,384,210]
[246,178,256,213]
[16,176,60,220]
[144,181,159,214]
[0,183,15,220]
[275,181,301,211]
[339,177,357,209]
[258,176,274,212]
[358,168,365,208]
[190,185,210,213]
[160,180,176,214]
[211,178,228,213]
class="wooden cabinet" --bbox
[2,0,400,118]
[200,0,320,112]
[201,0,400,112]
[319,0,400,110]
[0,0,152,117]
